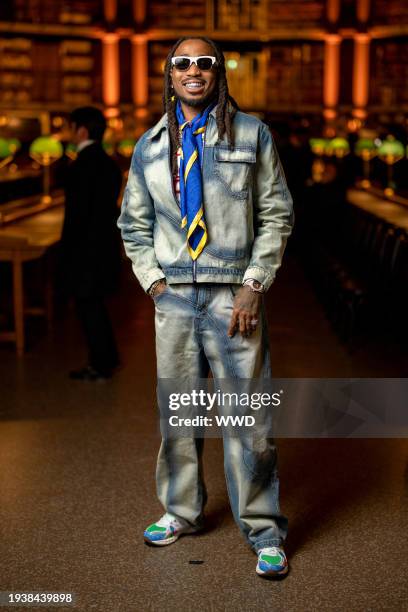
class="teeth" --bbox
[184,82,203,89]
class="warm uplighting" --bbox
[131,35,148,109]
[326,0,341,23]
[323,34,341,114]
[353,34,370,115]
[323,108,337,121]
[134,108,148,119]
[104,0,117,22]
[377,136,405,197]
[29,136,64,204]
[105,107,120,119]
[352,108,367,120]
[102,33,120,109]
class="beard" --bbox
[177,90,217,109]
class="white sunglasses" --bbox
[171,56,217,71]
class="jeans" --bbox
[153,283,288,551]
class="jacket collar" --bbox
[147,113,168,140]
[147,105,219,141]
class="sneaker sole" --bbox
[256,564,289,580]
[144,526,200,547]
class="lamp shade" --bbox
[355,138,376,154]
[328,137,350,158]
[0,138,12,158]
[378,136,404,162]
[309,138,329,155]
[29,136,63,166]
[117,138,136,157]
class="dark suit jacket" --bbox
[60,142,123,298]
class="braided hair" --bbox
[162,37,239,173]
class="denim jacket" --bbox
[117,107,294,293]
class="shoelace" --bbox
[259,546,284,558]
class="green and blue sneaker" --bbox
[256,546,289,579]
[143,513,197,546]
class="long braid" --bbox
[162,37,239,173]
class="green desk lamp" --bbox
[29,136,64,204]
[327,137,350,159]
[0,138,13,169]
[309,138,330,183]
[355,138,377,188]
[377,136,404,197]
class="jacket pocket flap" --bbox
[214,147,256,163]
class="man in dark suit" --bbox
[60,106,123,380]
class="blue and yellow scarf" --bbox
[176,100,215,260]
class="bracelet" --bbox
[148,279,165,297]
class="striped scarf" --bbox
[176,100,215,260]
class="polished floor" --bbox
[0,253,407,612]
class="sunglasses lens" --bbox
[197,58,214,70]
[173,57,191,71]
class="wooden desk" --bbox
[0,204,64,355]
[347,188,408,231]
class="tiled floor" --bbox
[0,254,407,611]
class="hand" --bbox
[152,280,167,298]
[227,286,262,338]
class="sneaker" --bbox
[143,512,198,546]
[256,546,289,579]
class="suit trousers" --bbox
[75,296,119,375]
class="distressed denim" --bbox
[154,283,288,551]
[117,108,294,293]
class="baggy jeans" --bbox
[153,283,288,551]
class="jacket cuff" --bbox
[135,266,166,293]
[242,267,274,292]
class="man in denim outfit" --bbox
[118,37,294,579]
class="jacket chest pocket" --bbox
[213,146,256,200]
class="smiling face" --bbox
[171,38,218,118]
